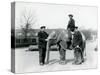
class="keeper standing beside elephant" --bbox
[38,26,48,66]
[72,27,85,64]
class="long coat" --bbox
[72,31,83,48]
[67,18,75,31]
[38,31,48,48]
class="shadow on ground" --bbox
[47,58,75,65]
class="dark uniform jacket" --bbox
[67,18,75,31]
[38,31,48,48]
[72,31,83,48]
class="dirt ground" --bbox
[14,40,97,73]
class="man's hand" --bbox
[45,39,49,41]
[67,28,70,31]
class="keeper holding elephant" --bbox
[38,26,48,66]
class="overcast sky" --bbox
[15,2,98,30]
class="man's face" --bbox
[69,16,72,19]
[41,28,45,31]
[75,28,78,31]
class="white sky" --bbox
[15,2,98,30]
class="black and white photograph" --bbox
[11,2,98,73]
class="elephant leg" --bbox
[80,47,85,63]
[73,50,82,65]
[59,48,66,64]
[76,50,83,65]
[77,53,82,64]
[82,42,86,62]
[73,51,78,64]
[81,50,85,63]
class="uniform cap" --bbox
[68,14,73,17]
[40,26,46,29]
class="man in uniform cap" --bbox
[67,14,75,32]
[67,14,76,50]
[72,26,83,49]
[72,26,85,64]
[38,26,48,65]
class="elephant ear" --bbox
[58,30,69,41]
[57,30,69,49]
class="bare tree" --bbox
[19,9,37,42]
